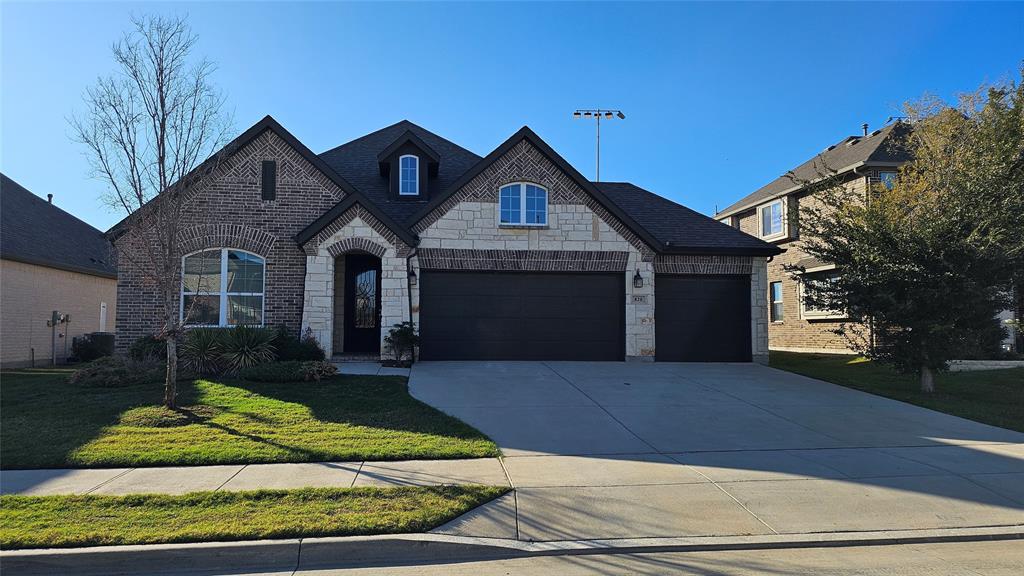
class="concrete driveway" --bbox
[409,361,1024,542]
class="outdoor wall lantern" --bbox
[409,268,418,286]
[633,269,644,289]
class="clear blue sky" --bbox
[2,2,1021,231]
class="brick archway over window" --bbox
[178,224,277,257]
[325,237,388,258]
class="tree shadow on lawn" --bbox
[231,375,493,444]
[0,369,164,470]
[0,370,496,471]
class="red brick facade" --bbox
[113,129,345,351]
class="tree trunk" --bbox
[164,337,178,408]
[920,365,935,393]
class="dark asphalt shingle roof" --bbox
[595,182,780,255]
[1,173,116,278]
[717,122,912,218]
[318,120,481,225]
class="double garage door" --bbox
[419,271,624,361]
[418,271,751,362]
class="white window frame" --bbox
[498,182,548,226]
[769,281,784,323]
[399,154,419,196]
[799,270,846,320]
[757,198,786,240]
[180,248,266,327]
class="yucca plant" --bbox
[180,328,224,377]
[219,325,276,375]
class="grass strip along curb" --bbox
[0,486,508,549]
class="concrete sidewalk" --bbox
[0,458,509,496]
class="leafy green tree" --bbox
[796,70,1024,392]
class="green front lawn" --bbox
[0,369,498,469]
[0,485,507,549]
[770,352,1024,433]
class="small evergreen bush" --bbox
[271,325,326,361]
[128,334,164,362]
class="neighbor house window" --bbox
[770,281,783,322]
[499,183,547,225]
[399,155,418,195]
[800,271,844,320]
[759,199,784,239]
[181,249,265,327]
[879,171,897,190]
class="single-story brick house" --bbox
[112,116,780,362]
[1,173,117,367]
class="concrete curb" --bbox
[3,525,1022,575]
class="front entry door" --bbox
[344,254,382,354]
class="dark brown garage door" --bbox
[656,275,751,362]
[419,271,624,361]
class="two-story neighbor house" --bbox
[112,116,780,363]
[715,122,913,354]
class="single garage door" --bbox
[419,271,624,361]
[656,275,751,362]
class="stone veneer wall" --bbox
[113,129,345,352]
[299,205,410,357]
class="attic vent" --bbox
[261,160,277,201]
[846,138,860,147]
[870,129,882,137]
[825,145,837,152]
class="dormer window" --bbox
[399,155,419,195]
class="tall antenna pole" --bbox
[573,109,625,182]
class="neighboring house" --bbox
[715,123,913,354]
[111,116,780,363]
[0,174,117,367]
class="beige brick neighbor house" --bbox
[715,123,913,354]
[1,174,117,367]
[111,117,781,363]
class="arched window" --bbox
[399,154,419,195]
[181,249,265,326]
[499,182,547,226]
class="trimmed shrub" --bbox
[239,360,338,383]
[128,335,164,362]
[219,325,276,375]
[72,333,115,363]
[69,356,135,388]
[180,328,223,376]
[271,325,326,361]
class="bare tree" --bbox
[72,14,231,408]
